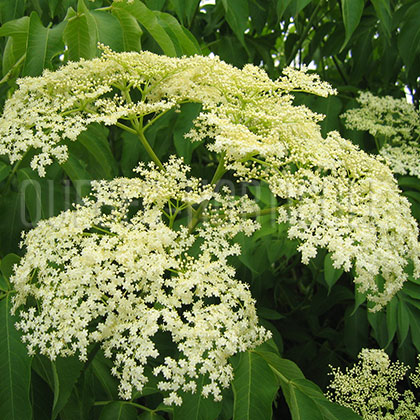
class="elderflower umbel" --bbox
[1,48,419,308]
[11,158,269,405]
[341,92,420,180]
[341,92,420,143]
[380,142,420,178]
[327,349,420,420]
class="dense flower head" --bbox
[341,92,420,179]
[1,48,420,309]
[383,141,417,177]
[379,142,420,178]
[11,158,269,405]
[341,91,420,143]
[0,46,334,176]
[327,349,420,420]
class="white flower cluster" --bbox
[380,142,420,178]
[341,92,420,180]
[327,349,420,420]
[11,158,269,405]
[341,91,420,143]
[2,48,419,310]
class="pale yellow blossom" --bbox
[327,349,420,420]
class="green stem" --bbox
[4,148,30,190]
[286,2,322,66]
[136,127,164,170]
[142,102,189,132]
[143,108,171,132]
[240,206,280,219]
[119,86,165,170]
[332,56,348,86]
[96,6,112,11]
[0,54,26,86]
[92,225,118,236]
[115,120,164,170]
[94,401,154,412]
[187,154,227,233]
[210,153,228,185]
[115,121,137,135]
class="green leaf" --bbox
[77,124,118,180]
[32,354,54,389]
[154,11,200,55]
[61,154,93,198]
[143,0,166,10]
[236,233,270,274]
[22,12,65,76]
[232,351,278,420]
[2,37,17,75]
[0,161,11,182]
[92,351,119,400]
[403,190,420,220]
[398,3,420,69]
[0,253,20,282]
[17,167,46,223]
[0,295,32,420]
[0,0,25,23]
[17,167,65,223]
[367,309,388,348]
[287,0,313,16]
[257,351,362,420]
[256,351,304,383]
[340,0,364,51]
[0,16,30,41]
[248,182,277,207]
[173,375,222,420]
[51,356,84,420]
[324,253,343,293]
[120,131,142,177]
[113,0,177,56]
[222,0,249,47]
[318,96,343,136]
[173,103,202,163]
[111,6,142,51]
[0,15,29,41]
[405,304,420,353]
[403,190,420,203]
[385,296,397,346]
[171,0,199,26]
[398,176,420,192]
[0,274,8,291]
[99,402,138,420]
[397,296,410,345]
[343,306,368,358]
[288,387,363,420]
[406,198,420,221]
[371,0,392,39]
[89,10,124,52]
[293,94,342,136]
[0,190,26,256]
[63,5,96,60]
[0,16,29,73]
[211,36,247,68]
[403,281,420,300]
[31,369,54,420]
[258,307,285,321]
[277,0,293,20]
[138,412,165,420]
[47,0,60,18]
[57,364,96,420]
